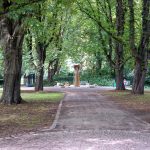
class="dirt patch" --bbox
[100,90,150,124]
[0,101,59,138]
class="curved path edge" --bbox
[49,93,66,131]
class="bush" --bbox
[44,73,114,87]
[80,75,113,86]
[145,77,150,86]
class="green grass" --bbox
[21,92,64,102]
[103,90,150,102]
[0,90,64,102]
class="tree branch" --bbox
[77,1,125,44]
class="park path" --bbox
[0,87,150,150]
[54,90,149,131]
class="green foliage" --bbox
[0,50,3,77]
[88,77,113,86]
[55,75,73,83]
[145,66,150,86]
[80,74,113,86]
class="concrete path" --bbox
[0,87,150,150]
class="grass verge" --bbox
[101,90,150,123]
[0,92,64,138]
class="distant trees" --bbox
[77,0,127,90]
[77,0,150,94]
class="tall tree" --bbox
[34,0,63,91]
[0,0,45,104]
[128,0,150,94]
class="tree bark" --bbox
[48,68,54,82]
[0,18,24,104]
[115,65,125,90]
[115,0,125,90]
[132,60,147,94]
[95,52,102,75]
[35,66,44,91]
[48,59,59,82]
[35,43,46,91]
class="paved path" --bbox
[0,87,150,150]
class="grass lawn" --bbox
[0,92,64,138]
[21,92,63,102]
[101,90,150,123]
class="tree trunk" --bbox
[0,18,24,104]
[115,65,125,90]
[35,67,44,91]
[48,59,59,82]
[48,68,54,82]
[115,42,125,90]
[95,52,102,75]
[35,43,46,91]
[132,60,147,94]
[115,0,125,90]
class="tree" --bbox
[0,0,45,104]
[128,0,150,94]
[0,1,25,104]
